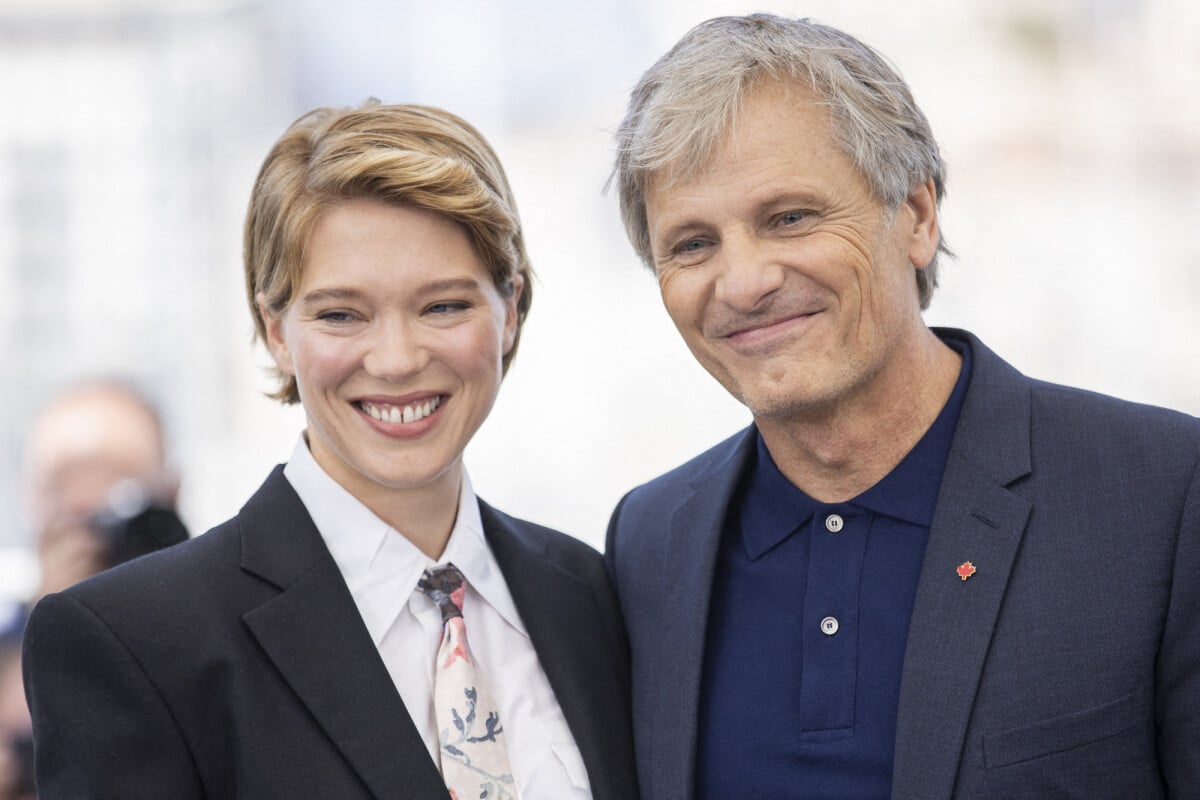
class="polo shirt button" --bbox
[820,616,839,636]
[825,514,844,533]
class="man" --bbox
[1,379,186,800]
[605,14,1199,799]
[20,380,184,600]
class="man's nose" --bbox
[712,234,786,312]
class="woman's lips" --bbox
[358,395,443,424]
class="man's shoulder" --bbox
[1022,379,1200,480]
[1027,377,1198,434]
[951,326,1199,452]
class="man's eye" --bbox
[427,301,469,314]
[676,238,709,255]
[778,210,806,225]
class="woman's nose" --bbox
[361,317,428,381]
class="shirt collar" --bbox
[739,336,972,557]
[853,335,971,525]
[282,435,527,644]
[739,435,817,560]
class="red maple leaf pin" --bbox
[957,561,977,581]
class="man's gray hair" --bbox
[612,14,949,308]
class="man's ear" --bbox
[904,178,939,270]
[256,293,294,376]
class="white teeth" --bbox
[362,397,442,425]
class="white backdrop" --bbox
[1,0,1197,599]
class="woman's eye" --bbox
[316,310,356,323]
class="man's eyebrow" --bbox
[651,216,706,249]
[653,188,824,240]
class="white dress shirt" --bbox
[283,438,591,798]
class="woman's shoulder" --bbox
[477,499,606,579]
[42,514,244,627]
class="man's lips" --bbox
[720,310,822,348]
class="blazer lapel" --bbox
[238,468,448,800]
[892,331,1034,800]
[654,429,757,800]
[480,502,635,800]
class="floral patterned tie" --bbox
[418,564,516,800]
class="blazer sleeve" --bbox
[22,590,206,800]
[1158,455,1200,794]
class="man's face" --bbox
[644,80,938,424]
[26,391,169,593]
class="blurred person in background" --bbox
[22,102,637,800]
[0,648,32,800]
[605,13,1199,800]
[0,380,187,800]
[20,380,185,602]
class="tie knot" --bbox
[419,563,466,623]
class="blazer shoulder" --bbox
[479,500,605,580]
[1027,378,1200,461]
[61,513,244,615]
[955,325,1199,448]
[36,468,305,658]
[620,425,755,509]
[56,465,313,622]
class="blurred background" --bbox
[1,0,1198,600]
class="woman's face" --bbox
[260,198,520,508]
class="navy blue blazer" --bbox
[606,328,1200,799]
[24,467,639,800]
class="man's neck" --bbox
[757,331,963,502]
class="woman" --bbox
[23,102,638,800]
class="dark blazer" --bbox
[23,467,638,800]
[606,328,1200,800]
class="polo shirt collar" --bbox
[740,336,971,558]
[855,336,971,525]
[740,435,817,560]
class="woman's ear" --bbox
[257,293,294,376]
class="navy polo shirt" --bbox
[696,340,971,799]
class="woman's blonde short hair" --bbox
[245,101,533,403]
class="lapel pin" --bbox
[957,561,977,581]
